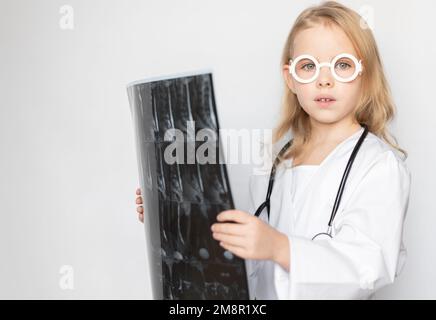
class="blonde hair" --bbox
[274,1,407,161]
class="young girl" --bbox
[136,1,411,299]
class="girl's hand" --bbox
[211,210,289,269]
[135,188,144,223]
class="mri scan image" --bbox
[127,72,249,300]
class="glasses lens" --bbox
[294,58,317,81]
[333,56,356,80]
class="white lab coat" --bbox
[245,127,411,300]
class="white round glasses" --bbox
[289,53,363,84]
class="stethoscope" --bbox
[254,124,369,240]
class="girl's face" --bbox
[283,23,363,127]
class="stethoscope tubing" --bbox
[254,124,369,241]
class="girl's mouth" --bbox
[315,96,336,108]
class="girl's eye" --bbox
[336,61,351,70]
[301,63,315,71]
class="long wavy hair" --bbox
[274,1,407,162]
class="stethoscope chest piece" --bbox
[311,226,333,240]
[312,233,333,241]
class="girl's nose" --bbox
[316,68,334,88]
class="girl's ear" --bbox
[282,64,296,94]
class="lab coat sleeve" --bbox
[274,150,412,299]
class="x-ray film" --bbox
[127,71,249,299]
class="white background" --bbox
[1,0,435,299]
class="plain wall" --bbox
[1,0,435,299]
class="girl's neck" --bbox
[308,119,362,146]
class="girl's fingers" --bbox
[138,213,144,222]
[211,222,245,236]
[137,206,144,213]
[136,197,143,204]
[136,188,141,195]
[219,241,246,259]
[216,210,250,224]
[212,232,245,247]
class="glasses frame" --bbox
[288,53,363,84]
